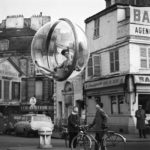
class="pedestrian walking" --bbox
[135,105,147,138]
[68,106,80,148]
[89,102,108,150]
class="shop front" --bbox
[84,75,135,133]
[134,75,150,119]
[84,74,150,133]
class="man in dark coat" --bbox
[89,102,108,150]
[135,105,146,138]
[68,106,80,148]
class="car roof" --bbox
[22,114,46,117]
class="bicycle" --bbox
[71,125,126,150]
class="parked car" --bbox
[14,114,54,137]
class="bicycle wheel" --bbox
[105,132,126,150]
[71,134,92,150]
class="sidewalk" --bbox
[123,133,150,142]
[7,134,150,150]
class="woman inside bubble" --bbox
[54,47,73,72]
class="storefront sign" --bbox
[0,101,20,106]
[130,6,150,25]
[134,75,150,84]
[130,7,150,38]
[84,76,125,90]
[21,105,54,111]
[130,24,150,37]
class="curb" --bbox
[7,146,70,150]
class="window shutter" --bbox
[93,55,101,76]
[140,47,147,68]
[87,57,93,77]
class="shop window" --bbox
[118,95,124,114]
[111,96,118,114]
[95,96,101,104]
[111,95,126,114]
[93,18,100,39]
[21,79,27,102]
[140,47,150,68]
[12,82,20,100]
[110,50,119,73]
[139,94,150,114]
[4,80,10,100]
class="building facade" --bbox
[84,1,150,133]
[54,73,85,125]
[0,58,23,115]
[0,13,54,118]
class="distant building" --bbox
[0,13,54,118]
[84,0,150,133]
[0,57,23,115]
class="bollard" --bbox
[38,127,52,149]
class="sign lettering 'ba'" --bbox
[132,7,150,24]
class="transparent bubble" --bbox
[31,18,89,81]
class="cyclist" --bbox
[89,102,108,150]
[68,106,80,148]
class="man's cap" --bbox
[61,48,69,56]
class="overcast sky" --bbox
[0,0,106,29]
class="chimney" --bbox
[105,0,111,8]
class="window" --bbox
[0,40,9,51]
[4,80,10,100]
[35,80,43,100]
[19,58,28,75]
[12,82,20,100]
[110,95,127,114]
[140,47,150,68]
[93,55,101,76]
[87,57,93,76]
[110,50,119,72]
[95,96,101,104]
[87,55,101,77]
[94,18,100,38]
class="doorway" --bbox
[138,94,150,114]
